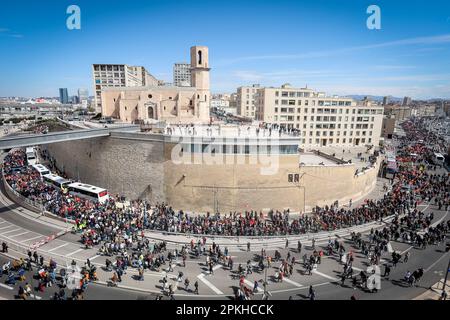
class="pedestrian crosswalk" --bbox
[197,273,224,294]
[312,270,339,281]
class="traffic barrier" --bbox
[30,234,57,250]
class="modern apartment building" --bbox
[402,96,412,106]
[92,64,160,114]
[173,63,191,87]
[59,88,69,104]
[384,105,411,121]
[382,96,391,105]
[77,88,88,101]
[236,84,260,118]
[254,83,384,148]
[381,115,396,139]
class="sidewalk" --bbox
[414,279,450,300]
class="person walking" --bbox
[403,252,410,263]
[352,276,358,289]
[382,264,390,279]
[341,273,346,286]
[308,286,316,300]
[194,280,199,295]
[253,280,259,293]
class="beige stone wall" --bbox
[43,134,381,214]
[43,135,166,203]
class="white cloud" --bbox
[216,33,450,65]
[371,65,416,70]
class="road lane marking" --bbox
[430,209,449,228]
[312,270,339,281]
[21,235,44,242]
[88,254,100,261]
[30,294,42,300]
[201,264,222,276]
[387,242,394,253]
[48,243,69,253]
[9,231,29,238]
[425,252,450,273]
[400,246,414,255]
[282,277,303,287]
[197,274,223,295]
[0,283,13,290]
[65,248,84,257]
[243,279,263,292]
[1,228,21,235]
[0,225,14,230]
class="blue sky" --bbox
[1,0,450,98]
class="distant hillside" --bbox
[345,95,403,102]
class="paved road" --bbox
[0,200,448,300]
[0,150,448,300]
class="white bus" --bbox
[26,147,37,165]
[433,153,445,166]
[43,173,72,191]
[67,182,109,203]
[31,164,50,178]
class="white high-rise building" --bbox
[173,63,191,87]
[236,84,260,118]
[78,88,88,101]
[402,96,412,106]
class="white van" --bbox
[26,147,37,165]
[433,153,445,166]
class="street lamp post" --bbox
[441,256,450,300]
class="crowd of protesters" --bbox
[2,120,449,246]
[0,116,449,300]
[165,122,300,137]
